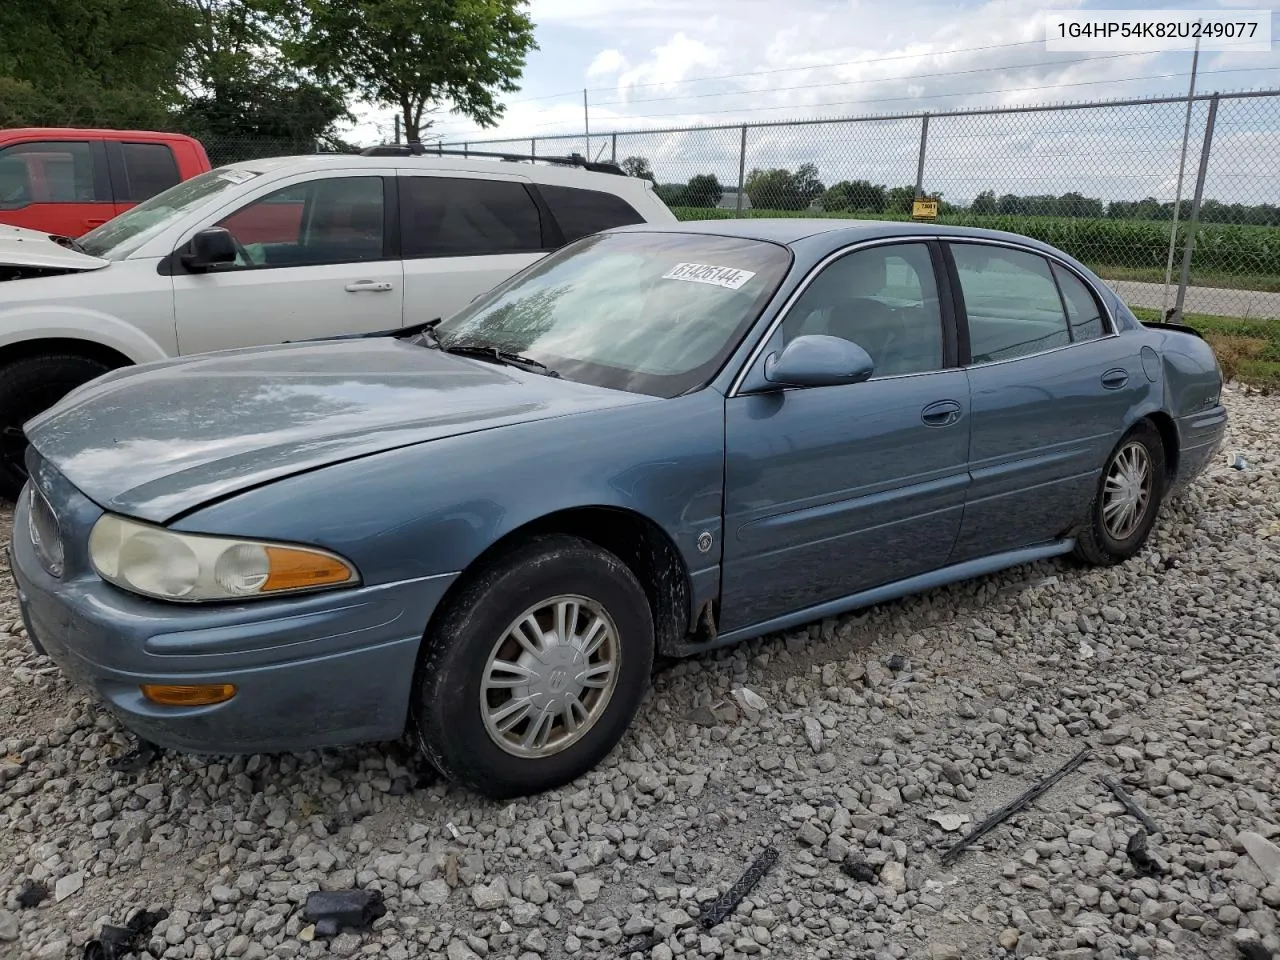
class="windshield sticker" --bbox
[662,262,756,290]
[217,169,258,184]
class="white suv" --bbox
[0,149,675,499]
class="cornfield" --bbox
[669,208,1280,281]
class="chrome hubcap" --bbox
[1103,441,1152,541]
[481,595,619,758]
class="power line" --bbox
[590,51,1154,107]
[489,38,1049,109]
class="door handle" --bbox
[86,219,108,226]
[1101,368,1130,390]
[921,400,963,427]
[344,280,394,293]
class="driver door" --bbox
[171,172,403,354]
[719,241,972,633]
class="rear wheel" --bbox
[1074,420,1166,566]
[411,534,654,799]
[0,353,112,501]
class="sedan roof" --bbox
[611,217,1095,273]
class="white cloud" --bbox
[587,49,627,77]
[614,32,722,94]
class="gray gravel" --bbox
[2,384,1278,960]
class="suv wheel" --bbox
[0,353,111,501]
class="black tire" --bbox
[0,353,112,502]
[1074,419,1167,566]
[411,534,654,799]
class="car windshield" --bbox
[433,231,791,397]
[79,167,261,260]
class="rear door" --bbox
[0,137,113,236]
[946,239,1147,561]
[172,171,403,353]
[398,171,551,325]
[105,140,184,215]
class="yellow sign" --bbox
[911,198,939,220]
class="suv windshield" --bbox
[434,231,791,397]
[79,167,260,260]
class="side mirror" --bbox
[181,227,237,272]
[761,334,875,389]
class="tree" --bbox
[654,183,686,206]
[745,165,825,211]
[997,193,1022,215]
[885,185,915,215]
[0,0,197,126]
[177,0,351,163]
[620,156,655,181]
[682,173,722,208]
[971,190,997,215]
[285,0,538,142]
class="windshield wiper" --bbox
[439,341,560,378]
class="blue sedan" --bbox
[9,220,1226,798]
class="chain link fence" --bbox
[440,91,1280,321]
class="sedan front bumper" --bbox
[9,492,456,755]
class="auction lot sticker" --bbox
[662,263,756,290]
[1046,10,1272,51]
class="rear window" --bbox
[118,143,181,202]
[539,184,646,242]
[401,176,543,258]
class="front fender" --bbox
[0,304,170,365]
[172,390,728,590]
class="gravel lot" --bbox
[2,386,1278,960]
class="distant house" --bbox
[717,189,751,211]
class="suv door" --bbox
[720,240,970,632]
[397,171,551,325]
[171,172,403,354]
[946,240,1147,561]
[0,138,113,236]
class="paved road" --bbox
[1106,278,1280,320]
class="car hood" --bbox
[0,225,110,271]
[26,339,653,522]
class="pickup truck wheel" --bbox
[0,353,111,501]
[411,534,654,799]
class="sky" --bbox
[344,0,1280,204]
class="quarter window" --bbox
[781,242,944,377]
[0,141,97,207]
[401,176,543,257]
[118,143,181,201]
[1052,264,1107,342]
[216,177,386,267]
[539,184,646,242]
[951,244,1070,363]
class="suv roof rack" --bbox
[358,142,627,176]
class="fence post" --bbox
[1174,93,1218,321]
[393,115,401,145]
[530,138,536,158]
[611,133,617,163]
[914,113,929,198]
[463,142,469,158]
[736,125,748,213]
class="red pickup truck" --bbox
[0,128,211,237]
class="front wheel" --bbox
[1074,420,1167,566]
[411,534,654,799]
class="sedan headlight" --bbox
[88,514,359,602]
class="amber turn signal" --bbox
[141,683,237,706]
[262,546,356,592]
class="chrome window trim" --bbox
[727,233,1121,396]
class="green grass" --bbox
[671,207,1280,288]
[1132,307,1280,391]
